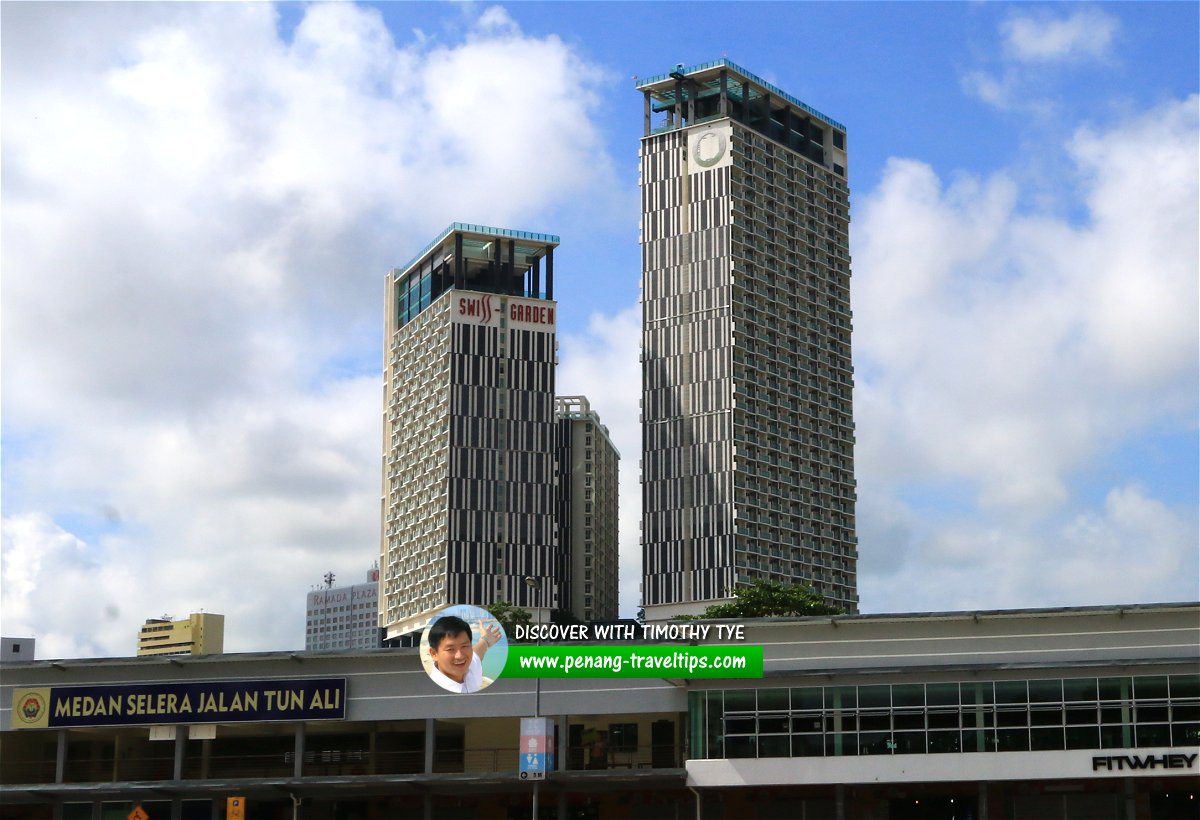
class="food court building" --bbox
[1,603,1197,820]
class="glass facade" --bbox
[690,674,1200,759]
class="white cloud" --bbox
[860,484,1198,614]
[1002,8,1119,63]
[1,2,619,655]
[854,94,1198,610]
[964,8,1120,112]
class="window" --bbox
[609,723,639,753]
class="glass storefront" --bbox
[689,673,1200,759]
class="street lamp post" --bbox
[524,576,542,820]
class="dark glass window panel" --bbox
[724,689,756,712]
[893,732,925,754]
[961,682,994,706]
[1030,727,1063,751]
[1135,676,1169,700]
[792,715,824,734]
[1065,706,1098,726]
[758,716,788,734]
[793,687,823,710]
[997,728,1029,751]
[1135,724,1170,747]
[1030,707,1062,727]
[794,734,824,757]
[927,710,959,730]
[1172,704,1200,722]
[1065,726,1099,750]
[961,729,996,753]
[824,687,857,710]
[859,713,890,732]
[758,688,789,711]
[1063,678,1099,703]
[1100,725,1130,749]
[825,734,858,757]
[1100,706,1128,725]
[757,735,790,758]
[859,685,890,709]
[1136,705,1168,723]
[995,681,1028,704]
[927,683,959,707]
[996,708,1028,727]
[893,711,924,731]
[725,735,757,759]
[892,684,924,708]
[1170,674,1200,699]
[928,731,961,753]
[1171,723,1200,746]
[724,717,755,734]
[962,709,995,728]
[1098,677,1130,701]
[832,714,858,733]
[1029,680,1063,703]
[858,732,892,755]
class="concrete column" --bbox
[424,717,436,773]
[55,729,67,783]
[1124,777,1135,820]
[293,723,306,778]
[644,90,652,136]
[545,248,554,300]
[557,715,567,771]
[200,738,211,779]
[978,781,988,820]
[835,783,845,820]
[454,232,464,289]
[173,731,185,779]
[718,70,728,118]
[507,239,516,294]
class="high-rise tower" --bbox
[556,396,620,622]
[381,224,562,640]
[637,60,858,617]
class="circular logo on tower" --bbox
[693,130,728,168]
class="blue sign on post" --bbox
[519,717,553,780]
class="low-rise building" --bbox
[135,613,223,658]
[2,603,1196,819]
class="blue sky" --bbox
[2,2,1196,657]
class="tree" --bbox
[487,600,533,639]
[680,581,842,620]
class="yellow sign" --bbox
[227,796,246,820]
[11,688,51,729]
[128,807,149,820]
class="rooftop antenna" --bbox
[323,572,335,589]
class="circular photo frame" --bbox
[420,604,508,693]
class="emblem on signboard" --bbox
[14,689,48,728]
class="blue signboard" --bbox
[11,678,346,729]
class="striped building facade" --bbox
[556,396,621,622]
[381,225,562,640]
[638,60,858,616]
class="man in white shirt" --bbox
[427,615,502,693]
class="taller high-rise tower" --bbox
[637,60,858,617]
[381,224,562,640]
